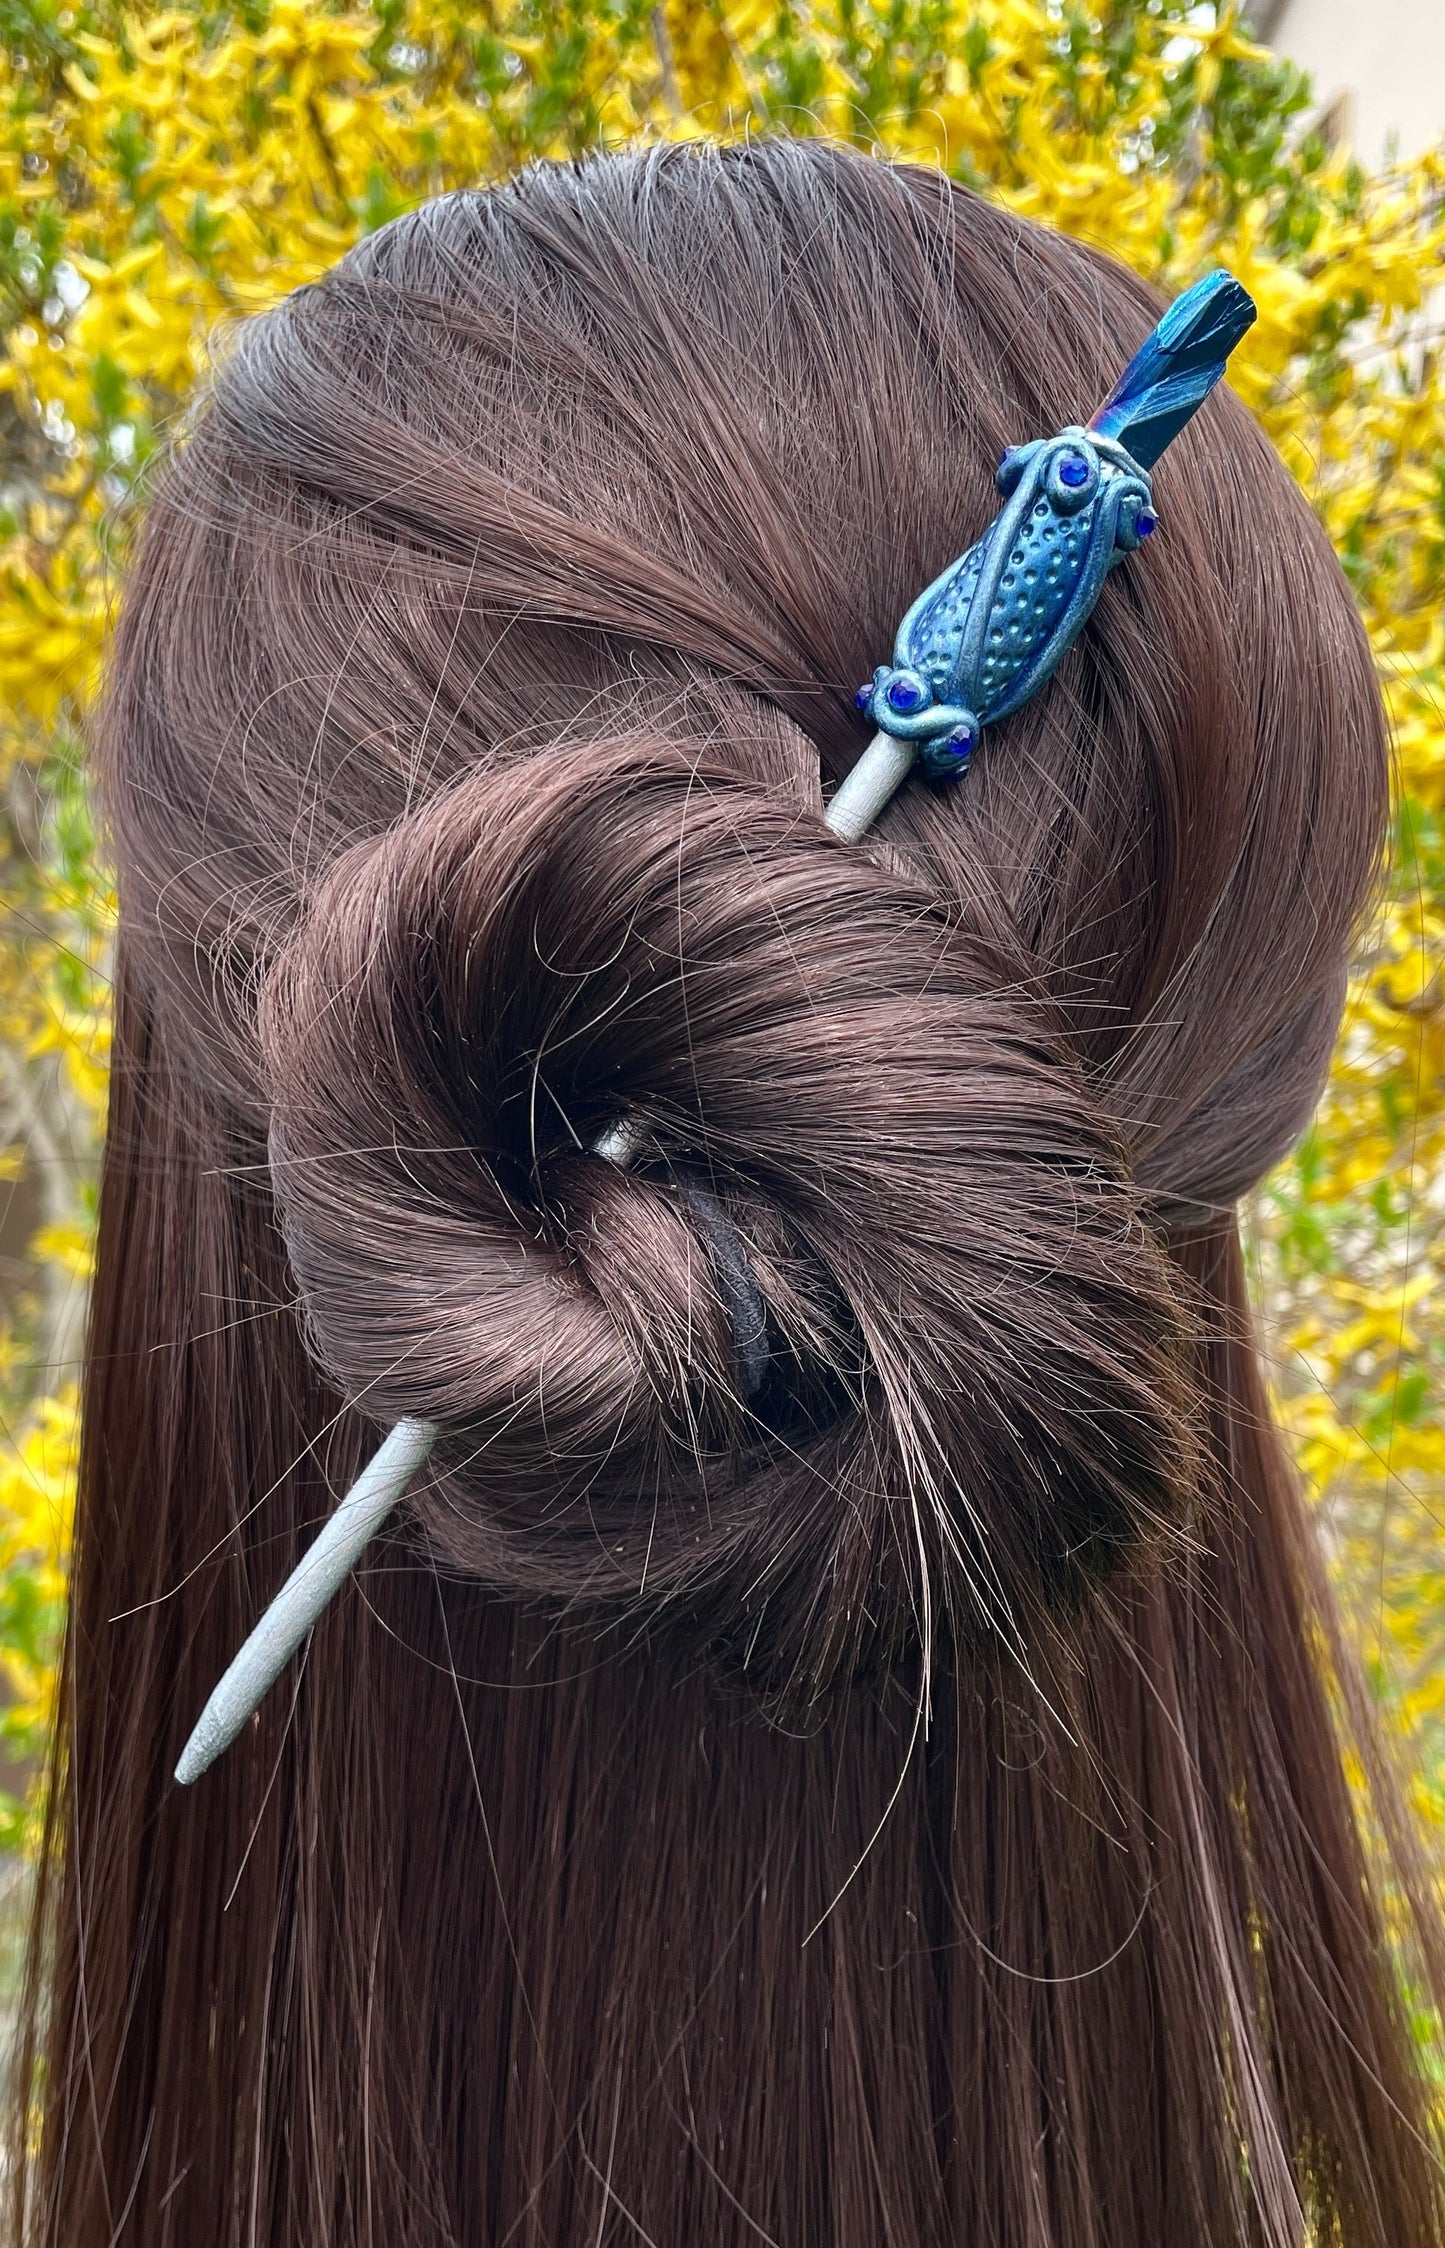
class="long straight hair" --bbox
[14,141,1445,2246]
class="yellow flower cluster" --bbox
[2,0,1443,1821]
[0,1379,72,1847]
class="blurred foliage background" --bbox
[0,0,1442,1848]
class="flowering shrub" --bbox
[1,0,1442,1834]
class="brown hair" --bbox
[15,140,1444,2245]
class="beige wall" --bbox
[1255,0,1445,163]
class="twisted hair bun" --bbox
[258,741,1193,1683]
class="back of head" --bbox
[22,141,1440,2248]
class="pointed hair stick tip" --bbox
[173,1416,439,1784]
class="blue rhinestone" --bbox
[1057,451,1089,488]
[946,724,976,756]
[1137,507,1158,537]
[885,674,927,715]
[854,682,872,711]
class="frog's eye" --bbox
[1046,443,1100,511]
[881,669,930,718]
[1114,494,1160,552]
